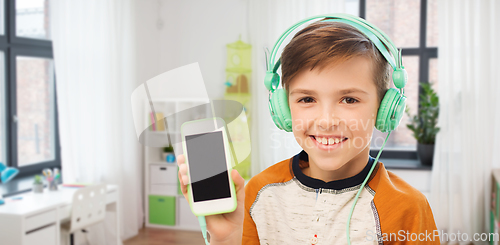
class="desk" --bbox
[0,185,120,245]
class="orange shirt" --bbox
[243,150,439,244]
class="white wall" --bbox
[133,0,163,228]
[135,0,162,84]
[159,0,248,100]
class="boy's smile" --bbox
[288,56,380,183]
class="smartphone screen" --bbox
[185,131,231,202]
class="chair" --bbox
[60,184,107,245]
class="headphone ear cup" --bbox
[392,68,408,89]
[376,88,404,132]
[391,95,406,129]
[270,89,293,132]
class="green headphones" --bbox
[264,13,407,133]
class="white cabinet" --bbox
[144,98,210,231]
[25,209,57,232]
[150,184,178,196]
[150,164,177,185]
[24,224,57,245]
[177,196,200,228]
[149,164,177,196]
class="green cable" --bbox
[346,131,391,245]
[198,216,210,245]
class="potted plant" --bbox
[162,144,175,163]
[33,175,44,193]
[405,82,440,166]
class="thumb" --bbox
[231,169,245,203]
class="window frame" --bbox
[359,0,438,160]
[2,0,60,178]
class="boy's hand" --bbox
[177,154,245,245]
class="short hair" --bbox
[281,20,392,104]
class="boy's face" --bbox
[288,56,379,176]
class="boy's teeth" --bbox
[315,137,346,145]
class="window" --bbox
[1,0,60,178]
[359,0,438,159]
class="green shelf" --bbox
[149,195,176,226]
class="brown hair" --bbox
[281,20,391,103]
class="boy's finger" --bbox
[182,175,189,185]
[178,163,187,175]
[176,154,185,166]
[231,169,245,193]
[178,170,188,195]
[177,159,189,185]
[231,169,245,205]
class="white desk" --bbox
[0,184,120,245]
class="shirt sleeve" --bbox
[378,194,440,244]
[372,167,441,244]
[242,180,260,244]
[404,197,440,244]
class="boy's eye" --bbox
[297,97,315,103]
[341,97,359,104]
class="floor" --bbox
[123,227,206,245]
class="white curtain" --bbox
[430,1,500,244]
[248,0,349,174]
[50,0,143,244]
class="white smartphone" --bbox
[181,117,237,216]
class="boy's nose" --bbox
[317,112,341,131]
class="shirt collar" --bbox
[292,150,375,190]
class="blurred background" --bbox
[0,0,498,244]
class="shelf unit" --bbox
[144,98,210,231]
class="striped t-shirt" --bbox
[242,150,439,244]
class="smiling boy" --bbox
[178,16,440,245]
[241,20,440,244]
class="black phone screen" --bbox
[185,131,231,202]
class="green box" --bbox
[497,182,500,220]
[149,195,176,226]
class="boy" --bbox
[178,17,439,245]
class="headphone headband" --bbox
[265,13,404,91]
